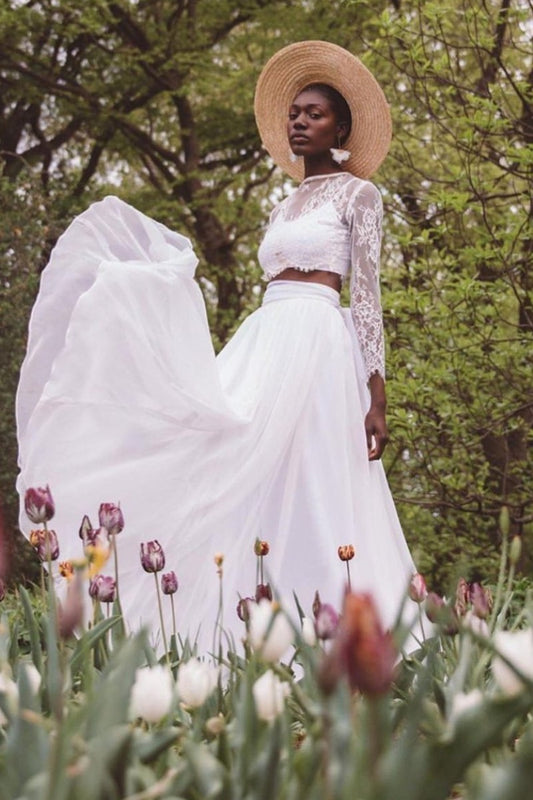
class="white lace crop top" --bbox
[257,172,385,381]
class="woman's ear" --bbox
[337,122,349,145]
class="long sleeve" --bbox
[347,182,385,381]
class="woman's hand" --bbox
[366,373,388,461]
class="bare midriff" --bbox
[270,267,341,292]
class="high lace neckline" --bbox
[300,172,352,185]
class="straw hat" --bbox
[254,41,392,181]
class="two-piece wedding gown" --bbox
[17,173,420,651]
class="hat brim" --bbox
[254,41,392,181]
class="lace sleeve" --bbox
[347,182,385,382]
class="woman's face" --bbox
[287,88,342,159]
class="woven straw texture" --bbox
[254,41,392,181]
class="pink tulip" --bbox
[161,571,178,595]
[255,583,273,602]
[237,597,255,622]
[314,602,339,641]
[24,485,54,524]
[29,528,59,562]
[89,574,116,603]
[408,572,428,604]
[98,503,124,536]
[140,540,165,573]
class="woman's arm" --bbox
[366,372,388,461]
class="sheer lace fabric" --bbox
[258,173,385,380]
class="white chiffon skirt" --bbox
[17,196,419,651]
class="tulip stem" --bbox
[170,594,177,641]
[346,561,352,591]
[154,573,169,665]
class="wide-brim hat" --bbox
[254,40,392,181]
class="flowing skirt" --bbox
[17,196,419,651]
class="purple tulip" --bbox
[82,526,109,551]
[469,582,492,620]
[58,572,84,638]
[255,583,273,602]
[140,540,165,573]
[98,503,124,536]
[161,571,178,595]
[89,574,117,603]
[314,603,339,641]
[425,592,446,623]
[29,528,60,562]
[24,485,55,524]
[455,577,469,617]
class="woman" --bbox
[17,42,418,650]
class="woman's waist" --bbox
[262,279,341,308]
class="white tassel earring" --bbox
[289,148,300,163]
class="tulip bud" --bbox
[176,659,218,708]
[57,572,84,638]
[254,539,270,557]
[425,592,445,623]
[24,485,54,524]
[89,574,117,603]
[29,529,60,562]
[315,603,339,641]
[312,590,322,619]
[338,544,355,562]
[79,514,92,541]
[509,535,522,566]
[469,582,492,620]
[237,596,255,622]
[98,502,124,536]
[59,561,74,580]
[214,553,224,567]
[492,629,533,696]
[408,572,428,604]
[301,617,317,646]
[140,540,165,573]
[252,670,290,722]
[248,600,294,661]
[454,578,469,617]
[255,583,273,602]
[161,571,178,595]
[130,665,174,722]
[0,578,6,602]
[499,505,510,537]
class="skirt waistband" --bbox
[262,280,340,308]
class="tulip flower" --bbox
[79,514,92,541]
[492,629,533,696]
[24,485,54,524]
[98,502,124,536]
[314,603,339,641]
[89,574,116,603]
[58,561,74,580]
[248,600,294,662]
[469,582,492,620]
[252,670,290,722]
[338,544,355,561]
[82,526,110,550]
[237,596,255,623]
[319,592,396,697]
[255,583,273,602]
[29,528,59,562]
[140,540,165,573]
[301,616,317,646]
[408,572,428,604]
[254,539,270,557]
[176,659,218,708]
[161,571,178,595]
[425,592,446,623]
[454,578,469,617]
[57,572,84,638]
[130,665,174,723]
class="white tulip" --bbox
[130,665,174,723]
[448,689,483,729]
[248,600,294,662]
[176,659,218,708]
[0,673,19,726]
[301,617,317,646]
[492,629,533,696]
[253,670,290,722]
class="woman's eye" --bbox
[310,113,321,119]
